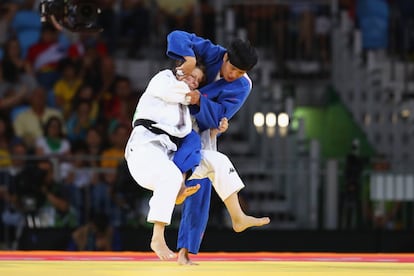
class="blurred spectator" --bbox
[117,0,150,58]
[83,127,107,221]
[1,140,29,249]
[0,2,18,50]
[196,0,216,41]
[52,58,83,118]
[240,4,277,48]
[12,86,63,152]
[104,76,135,131]
[1,37,38,91]
[68,34,108,90]
[368,154,402,230]
[9,0,42,59]
[62,142,98,225]
[101,124,129,169]
[69,212,120,251]
[65,100,96,144]
[289,2,317,60]
[26,22,66,90]
[67,33,108,62]
[371,200,403,230]
[34,115,70,158]
[111,158,150,227]
[84,127,105,168]
[71,84,100,124]
[96,0,117,55]
[7,158,77,229]
[36,159,77,228]
[0,115,15,167]
[99,124,130,225]
[156,0,197,33]
[0,66,28,115]
[89,56,121,106]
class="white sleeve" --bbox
[147,70,190,105]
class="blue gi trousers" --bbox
[173,130,211,254]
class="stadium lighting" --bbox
[277,112,290,128]
[253,112,265,133]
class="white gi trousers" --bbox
[125,127,182,225]
[189,150,245,201]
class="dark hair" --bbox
[173,58,207,88]
[195,61,207,87]
[43,116,64,138]
[227,38,258,71]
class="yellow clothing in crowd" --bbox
[100,148,124,168]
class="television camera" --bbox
[39,0,103,33]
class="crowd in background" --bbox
[0,0,223,251]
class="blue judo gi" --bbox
[168,30,254,253]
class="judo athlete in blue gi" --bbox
[125,64,205,260]
[166,30,271,265]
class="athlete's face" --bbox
[180,67,204,90]
[220,53,246,82]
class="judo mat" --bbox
[1,251,414,276]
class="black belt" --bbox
[134,119,182,147]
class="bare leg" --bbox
[224,192,270,232]
[150,222,176,260]
[177,248,198,265]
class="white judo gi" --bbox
[125,69,192,225]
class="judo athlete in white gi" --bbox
[124,66,205,260]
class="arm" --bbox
[167,30,225,83]
[190,78,251,131]
[147,70,191,105]
[210,117,228,138]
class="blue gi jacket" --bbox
[167,30,253,131]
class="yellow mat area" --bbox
[1,260,414,276]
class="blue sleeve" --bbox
[166,30,226,83]
[166,30,223,62]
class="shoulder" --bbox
[239,74,253,89]
[148,69,177,88]
[226,74,253,92]
[152,69,174,80]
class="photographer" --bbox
[11,159,77,228]
[40,0,102,33]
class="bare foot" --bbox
[150,239,176,260]
[232,215,270,233]
[177,248,198,265]
[175,184,201,205]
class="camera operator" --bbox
[40,0,102,33]
[11,159,77,228]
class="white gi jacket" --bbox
[127,69,192,153]
[124,69,194,224]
